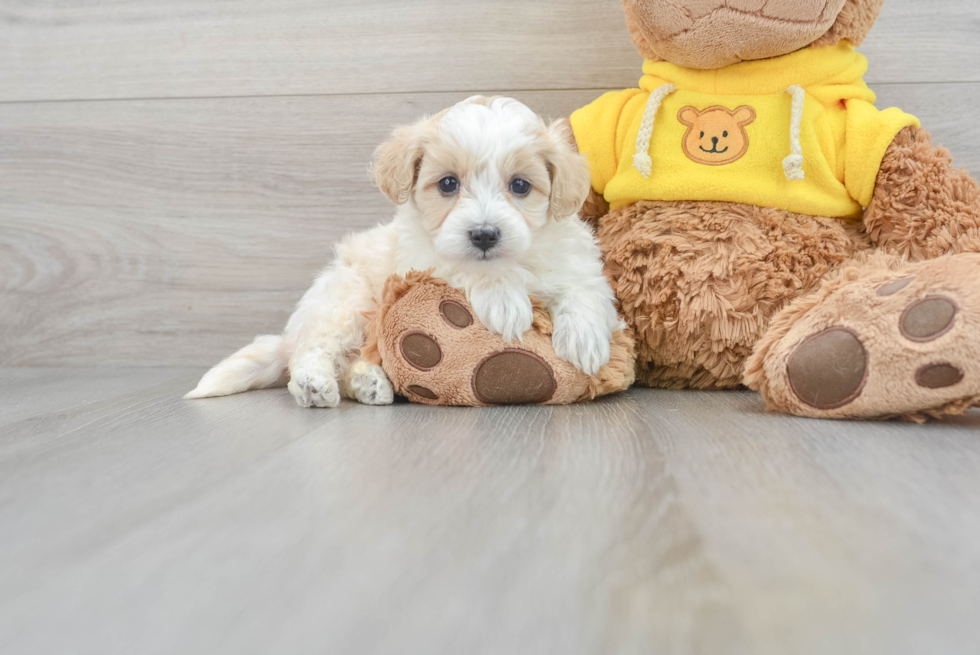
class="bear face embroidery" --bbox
[678,105,757,166]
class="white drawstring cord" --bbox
[633,83,677,178]
[783,85,806,181]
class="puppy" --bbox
[187,96,622,408]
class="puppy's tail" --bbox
[185,334,289,399]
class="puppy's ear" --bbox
[373,122,425,205]
[545,118,592,220]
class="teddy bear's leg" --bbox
[745,253,980,421]
[865,126,980,259]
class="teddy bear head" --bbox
[623,0,884,70]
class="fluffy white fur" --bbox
[187,96,623,407]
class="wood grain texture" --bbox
[1,368,978,655]
[0,0,640,103]
[2,84,979,367]
[0,89,599,366]
[0,0,977,103]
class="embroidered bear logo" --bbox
[678,105,757,166]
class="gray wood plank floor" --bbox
[2,367,979,655]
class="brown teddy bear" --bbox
[369,0,980,419]
[562,0,980,421]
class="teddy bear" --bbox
[368,0,980,419]
[560,0,980,421]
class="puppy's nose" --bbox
[712,136,719,146]
[469,226,500,252]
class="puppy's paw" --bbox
[346,360,395,406]
[288,358,341,408]
[470,286,534,342]
[552,312,612,376]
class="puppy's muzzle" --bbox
[468,226,501,253]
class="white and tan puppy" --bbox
[187,96,622,408]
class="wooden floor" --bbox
[1,367,979,654]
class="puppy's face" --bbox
[374,97,591,264]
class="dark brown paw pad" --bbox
[876,276,915,297]
[787,327,868,410]
[915,363,964,390]
[900,296,958,342]
[472,349,557,405]
[406,384,439,400]
[400,331,443,370]
[439,300,473,329]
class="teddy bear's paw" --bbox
[753,254,980,421]
[369,274,634,406]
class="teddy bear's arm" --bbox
[580,187,611,228]
[865,126,980,259]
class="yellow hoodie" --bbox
[570,42,919,219]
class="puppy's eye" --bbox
[438,176,459,194]
[723,130,729,138]
[700,131,704,138]
[509,178,531,196]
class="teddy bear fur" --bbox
[598,199,866,390]
[362,270,635,406]
[579,0,980,420]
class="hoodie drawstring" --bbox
[633,84,677,178]
[783,85,806,181]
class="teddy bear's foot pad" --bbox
[472,350,558,405]
[363,271,635,407]
[786,327,868,410]
[751,254,980,421]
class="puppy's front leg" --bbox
[469,282,534,342]
[549,288,619,377]
[285,261,392,408]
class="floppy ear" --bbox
[733,106,757,126]
[373,122,425,205]
[545,118,592,220]
[678,106,700,127]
